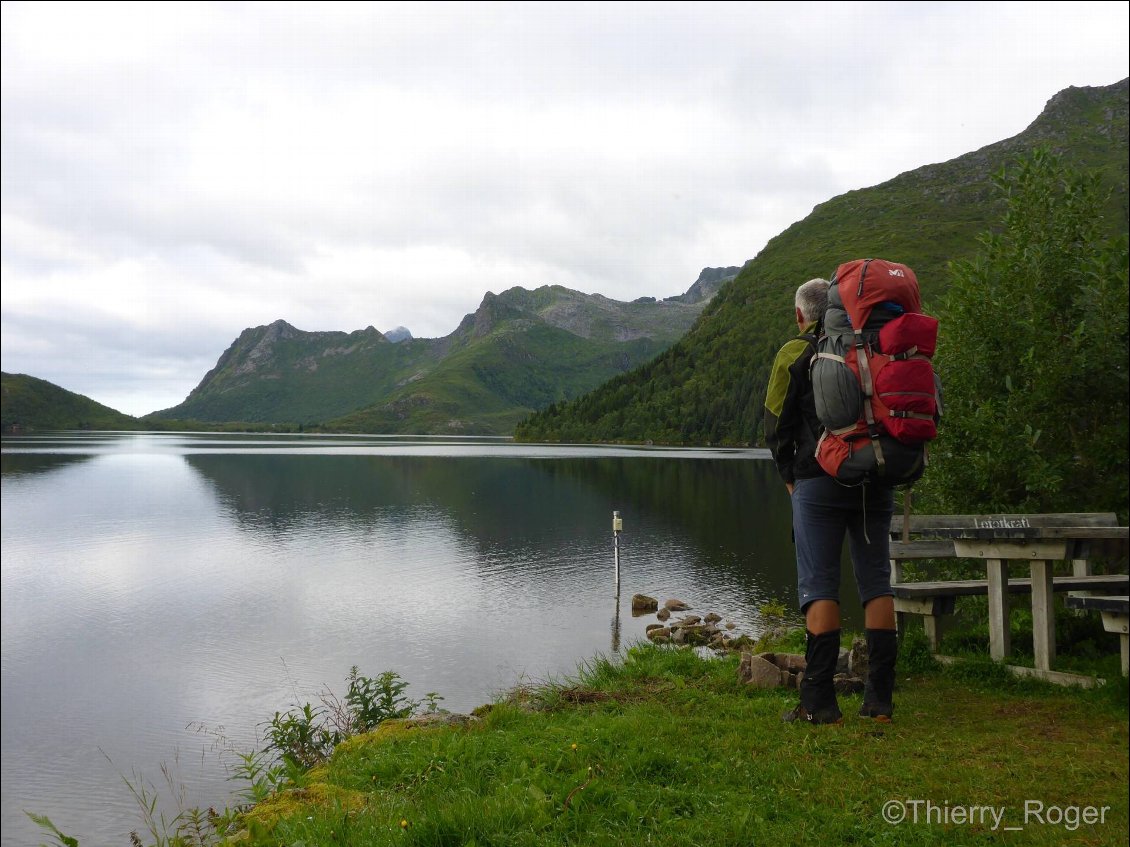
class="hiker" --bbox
[763,277,898,725]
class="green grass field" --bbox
[232,639,1128,846]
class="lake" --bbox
[1,432,858,845]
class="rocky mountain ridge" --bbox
[152,271,733,432]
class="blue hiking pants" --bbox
[791,475,895,612]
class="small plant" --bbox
[26,812,79,847]
[421,690,445,714]
[260,667,432,778]
[758,596,789,618]
[345,667,418,732]
[227,749,286,805]
[118,757,222,847]
[265,702,339,771]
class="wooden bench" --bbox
[1064,595,1130,677]
[888,512,1128,685]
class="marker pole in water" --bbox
[612,511,623,652]
[612,510,623,595]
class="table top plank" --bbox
[889,519,1126,544]
[891,513,1119,534]
[889,540,956,559]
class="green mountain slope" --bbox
[515,78,1129,445]
[150,323,443,424]
[1,372,141,432]
[327,317,670,435]
[153,269,738,433]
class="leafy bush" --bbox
[263,668,437,773]
[921,148,1129,520]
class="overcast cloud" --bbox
[2,1,1127,416]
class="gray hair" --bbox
[795,278,830,323]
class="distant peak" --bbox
[1023,77,1129,137]
[385,326,413,344]
[666,266,742,304]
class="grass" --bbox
[229,638,1127,846]
[915,595,1130,681]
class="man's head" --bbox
[795,278,830,329]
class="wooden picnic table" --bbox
[889,513,1129,685]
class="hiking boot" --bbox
[859,627,897,722]
[782,703,844,725]
[857,702,893,722]
[783,629,843,725]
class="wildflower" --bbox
[570,743,578,751]
[400,819,409,829]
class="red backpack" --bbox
[810,258,940,485]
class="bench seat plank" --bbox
[892,574,1129,599]
[1064,595,1130,614]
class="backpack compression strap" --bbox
[853,327,886,473]
[849,260,886,474]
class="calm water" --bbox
[0,432,847,846]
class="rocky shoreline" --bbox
[630,593,870,693]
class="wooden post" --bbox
[986,558,1010,660]
[1097,611,1129,677]
[1069,540,1092,611]
[923,616,945,654]
[1030,560,1055,671]
[891,554,905,638]
[1072,551,1092,579]
[1117,629,1129,678]
[892,490,911,638]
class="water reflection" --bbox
[0,452,96,478]
[178,454,800,595]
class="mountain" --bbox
[151,273,729,433]
[151,322,435,425]
[1,372,141,432]
[385,326,413,343]
[663,266,741,304]
[514,78,1129,445]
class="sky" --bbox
[2,2,1128,416]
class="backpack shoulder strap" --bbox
[799,319,822,351]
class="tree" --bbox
[921,148,1129,521]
